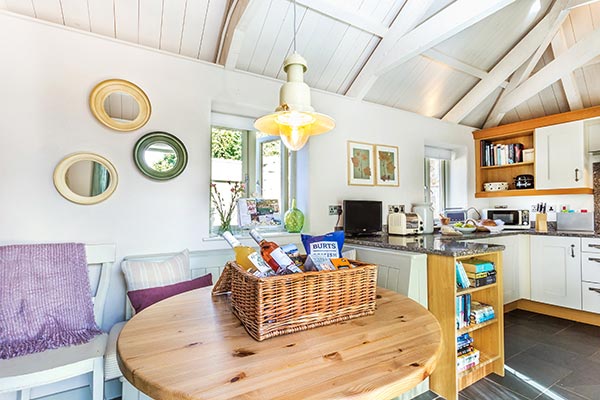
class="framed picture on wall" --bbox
[375,144,399,186]
[347,141,375,186]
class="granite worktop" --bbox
[344,228,600,257]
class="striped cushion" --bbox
[121,249,190,291]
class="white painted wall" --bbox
[0,11,479,399]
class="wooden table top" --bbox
[117,287,442,400]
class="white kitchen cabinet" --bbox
[465,235,529,304]
[535,120,591,189]
[530,236,582,310]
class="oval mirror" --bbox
[53,153,118,205]
[134,132,188,180]
[90,79,151,132]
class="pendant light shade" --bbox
[254,52,335,151]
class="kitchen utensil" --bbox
[483,182,509,192]
[514,174,534,189]
[439,213,450,225]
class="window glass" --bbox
[425,157,448,218]
[210,122,290,234]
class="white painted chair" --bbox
[0,244,116,400]
[104,249,230,400]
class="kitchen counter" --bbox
[345,233,505,257]
[345,228,599,257]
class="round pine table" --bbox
[118,287,442,400]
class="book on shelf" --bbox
[457,348,480,373]
[456,261,470,289]
[466,270,496,279]
[470,301,495,324]
[461,259,495,274]
[469,273,497,288]
[456,294,472,329]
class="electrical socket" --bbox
[329,205,342,215]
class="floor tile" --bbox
[556,368,600,400]
[505,328,541,360]
[505,352,573,390]
[506,309,539,322]
[486,370,544,399]
[460,378,528,399]
[546,322,600,357]
[458,395,469,400]
[520,314,575,335]
[535,385,590,400]
[411,390,438,400]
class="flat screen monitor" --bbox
[343,200,382,236]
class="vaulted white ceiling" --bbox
[2,0,600,128]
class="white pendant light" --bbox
[254,0,335,151]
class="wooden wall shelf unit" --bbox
[427,251,504,400]
[473,106,600,198]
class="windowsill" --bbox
[203,231,301,242]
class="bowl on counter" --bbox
[483,182,509,192]
[454,226,477,233]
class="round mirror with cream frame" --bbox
[90,79,151,132]
[54,153,118,205]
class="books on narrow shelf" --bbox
[457,333,480,372]
[456,294,471,329]
[456,261,470,289]
[480,141,524,166]
[468,270,497,287]
[470,301,495,324]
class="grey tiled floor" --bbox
[412,310,600,400]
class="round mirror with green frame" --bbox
[134,132,188,180]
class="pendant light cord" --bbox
[292,0,297,53]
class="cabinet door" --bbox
[530,236,582,309]
[535,121,589,189]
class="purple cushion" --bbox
[127,274,213,313]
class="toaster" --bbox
[388,209,424,236]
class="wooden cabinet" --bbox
[535,121,590,189]
[473,107,599,198]
[428,251,504,400]
[530,236,582,310]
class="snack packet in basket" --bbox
[301,231,344,258]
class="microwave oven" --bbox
[482,209,530,229]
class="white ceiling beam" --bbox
[567,0,600,9]
[483,61,531,128]
[295,0,388,37]
[375,0,517,76]
[551,28,583,110]
[345,0,436,99]
[584,55,600,66]
[217,0,262,69]
[346,0,515,100]
[443,0,569,123]
[497,26,600,113]
[421,49,509,88]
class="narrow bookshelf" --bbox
[427,251,504,400]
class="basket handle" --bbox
[211,263,233,296]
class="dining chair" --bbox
[0,244,116,400]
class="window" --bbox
[424,146,452,218]
[210,114,291,234]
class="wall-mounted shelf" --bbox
[475,188,593,198]
[480,161,534,170]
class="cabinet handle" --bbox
[589,287,600,294]
[589,257,600,263]
[589,244,600,249]
[575,168,580,182]
[571,244,575,258]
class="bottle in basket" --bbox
[249,229,302,274]
[221,231,274,277]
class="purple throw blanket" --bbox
[0,243,103,359]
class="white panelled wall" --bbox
[0,11,478,400]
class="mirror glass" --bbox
[65,160,112,197]
[143,142,177,172]
[54,153,118,205]
[90,79,151,132]
[134,132,187,180]
[103,92,140,122]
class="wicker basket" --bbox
[212,260,377,341]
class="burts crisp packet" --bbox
[301,231,344,259]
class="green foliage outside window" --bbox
[153,153,177,172]
[211,126,243,160]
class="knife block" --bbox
[535,213,548,233]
